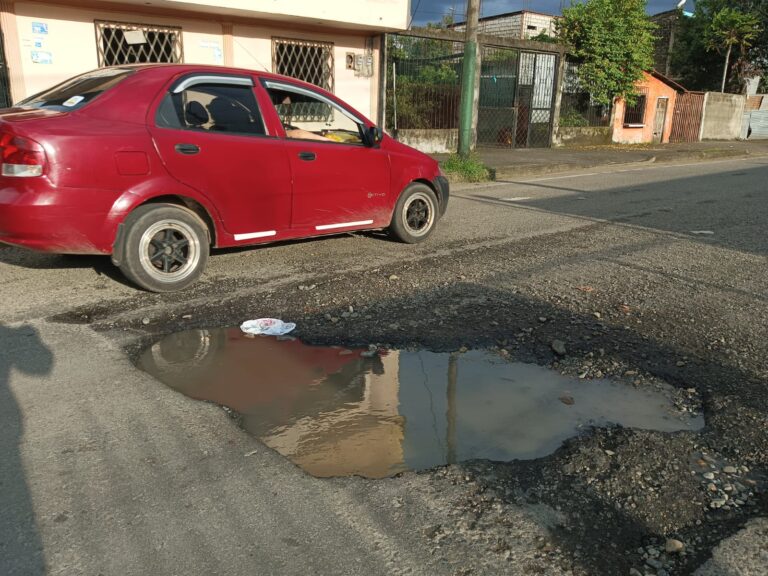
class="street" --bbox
[2,156,767,575]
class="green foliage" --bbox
[559,108,590,127]
[708,7,761,53]
[441,154,494,183]
[673,0,766,92]
[530,31,559,44]
[558,0,656,105]
[386,34,461,131]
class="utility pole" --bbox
[457,0,480,157]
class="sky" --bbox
[410,0,694,26]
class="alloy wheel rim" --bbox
[402,192,435,237]
[138,219,200,283]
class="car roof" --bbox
[121,63,321,91]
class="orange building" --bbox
[612,70,684,145]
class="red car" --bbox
[0,64,448,292]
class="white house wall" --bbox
[5,1,383,120]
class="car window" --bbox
[16,68,135,111]
[156,82,266,136]
[264,82,364,145]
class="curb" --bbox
[445,149,768,185]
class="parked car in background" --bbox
[0,64,449,292]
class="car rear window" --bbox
[16,68,135,111]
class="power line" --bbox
[408,0,424,28]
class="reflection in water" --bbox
[139,329,704,478]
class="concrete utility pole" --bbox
[458,0,480,157]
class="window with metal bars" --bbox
[623,94,647,126]
[272,38,334,93]
[95,20,183,67]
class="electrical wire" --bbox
[408,0,425,29]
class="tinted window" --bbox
[17,68,134,111]
[157,82,266,136]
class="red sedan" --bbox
[0,64,448,291]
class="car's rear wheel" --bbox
[118,204,209,292]
[388,183,439,244]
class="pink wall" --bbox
[612,71,678,144]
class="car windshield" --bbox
[16,68,135,111]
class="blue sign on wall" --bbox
[31,22,48,35]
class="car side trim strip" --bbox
[315,220,373,231]
[234,230,277,241]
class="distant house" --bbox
[451,10,558,40]
[0,0,409,119]
[612,71,685,144]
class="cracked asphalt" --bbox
[2,155,767,576]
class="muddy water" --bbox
[138,329,703,478]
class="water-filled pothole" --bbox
[138,328,703,478]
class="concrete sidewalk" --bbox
[433,140,768,180]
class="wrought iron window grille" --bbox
[272,37,334,93]
[95,20,183,67]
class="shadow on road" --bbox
[460,162,768,256]
[0,324,54,576]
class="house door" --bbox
[653,98,669,143]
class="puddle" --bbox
[138,329,704,478]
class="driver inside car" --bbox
[280,95,331,141]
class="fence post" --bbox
[392,61,398,135]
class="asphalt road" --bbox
[2,156,767,576]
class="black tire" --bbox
[388,183,439,244]
[117,203,209,292]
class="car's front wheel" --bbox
[388,183,439,244]
[118,204,209,292]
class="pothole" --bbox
[137,328,704,478]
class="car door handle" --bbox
[298,151,316,161]
[175,143,200,155]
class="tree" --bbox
[707,8,761,92]
[672,0,766,93]
[557,0,656,105]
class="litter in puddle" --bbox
[240,318,296,336]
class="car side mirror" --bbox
[366,126,383,147]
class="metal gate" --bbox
[0,26,12,108]
[669,92,704,143]
[477,47,558,148]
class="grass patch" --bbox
[440,154,496,183]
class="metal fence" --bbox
[386,32,560,149]
[386,35,462,132]
[478,45,519,146]
[669,92,704,143]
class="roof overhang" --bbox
[96,0,409,32]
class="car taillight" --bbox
[0,132,46,177]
